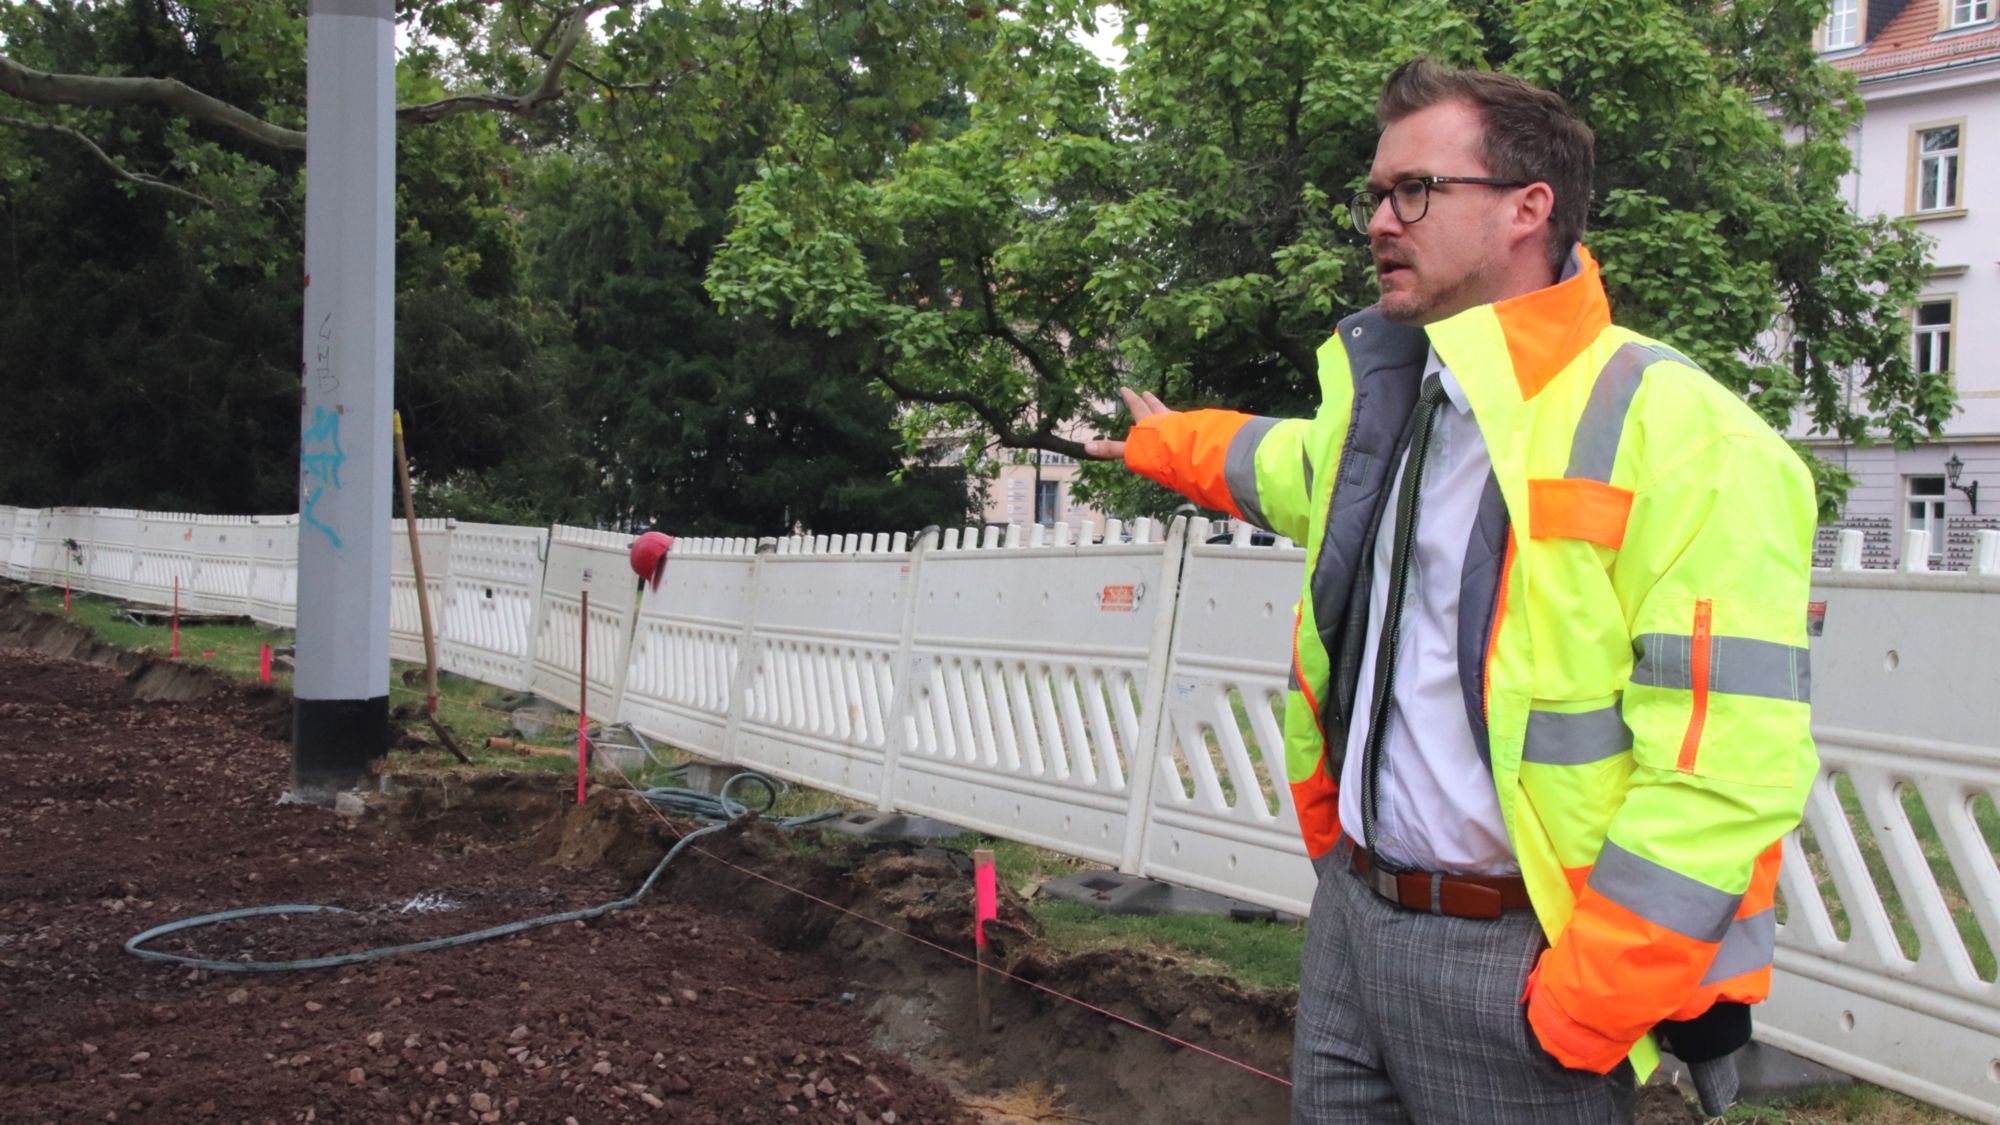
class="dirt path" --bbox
[0,644,971,1125]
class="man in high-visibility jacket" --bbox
[1087,59,1815,1123]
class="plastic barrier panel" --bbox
[438,522,548,691]
[881,519,1183,866]
[1756,566,2000,1123]
[5,507,38,581]
[529,525,636,717]
[30,509,88,587]
[247,515,299,629]
[129,513,200,608]
[85,509,141,602]
[619,538,760,760]
[1138,518,1315,915]
[185,516,257,616]
[390,519,453,664]
[726,534,915,803]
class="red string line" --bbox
[594,756,1293,1090]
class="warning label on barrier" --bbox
[1099,584,1136,612]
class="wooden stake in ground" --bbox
[973,847,998,1032]
[390,410,441,718]
[390,410,470,767]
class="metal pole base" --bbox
[291,695,388,804]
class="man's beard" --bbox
[1379,257,1492,327]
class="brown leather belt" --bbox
[1349,846,1533,921]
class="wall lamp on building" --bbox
[1946,452,1979,514]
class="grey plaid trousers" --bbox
[1292,842,1635,1124]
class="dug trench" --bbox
[0,592,1702,1123]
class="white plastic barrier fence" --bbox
[5,507,38,581]
[1139,517,1315,913]
[389,519,453,664]
[247,515,300,629]
[26,508,76,587]
[129,512,200,608]
[438,521,548,691]
[185,516,258,616]
[1753,554,2000,1121]
[882,519,1182,864]
[85,509,141,602]
[7,499,2000,1121]
[529,525,637,718]
[621,538,760,761]
[727,530,915,803]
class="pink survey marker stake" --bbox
[577,588,589,805]
[972,847,998,1032]
[974,854,998,948]
[259,643,272,684]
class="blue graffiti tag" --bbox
[301,406,346,548]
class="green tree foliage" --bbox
[0,0,577,513]
[0,0,979,533]
[509,0,985,535]
[708,0,1945,521]
[2,0,1944,527]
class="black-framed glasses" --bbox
[1347,176,1529,232]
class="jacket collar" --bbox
[1435,243,1611,401]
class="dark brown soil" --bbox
[0,643,973,1125]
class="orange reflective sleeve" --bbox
[1121,410,1253,518]
[1288,770,1342,861]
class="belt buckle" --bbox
[1370,865,1402,905]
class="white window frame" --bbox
[1905,475,1948,567]
[1948,0,1991,28]
[1914,296,1956,380]
[1909,121,1966,214]
[1824,0,1862,48]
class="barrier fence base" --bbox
[1039,869,1291,923]
[1662,1041,1852,1104]
[819,810,972,844]
[291,695,388,804]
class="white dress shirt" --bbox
[1335,350,1518,875]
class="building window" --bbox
[1915,298,1955,377]
[1949,0,1991,27]
[1905,476,1948,566]
[1035,480,1061,525]
[1912,124,1964,213]
[1825,0,1861,48]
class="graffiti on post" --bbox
[301,406,346,548]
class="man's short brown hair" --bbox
[1377,59,1595,272]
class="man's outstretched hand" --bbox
[1083,387,1175,461]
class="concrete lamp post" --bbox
[291,0,395,803]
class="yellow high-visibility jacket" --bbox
[1123,246,1817,1076]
